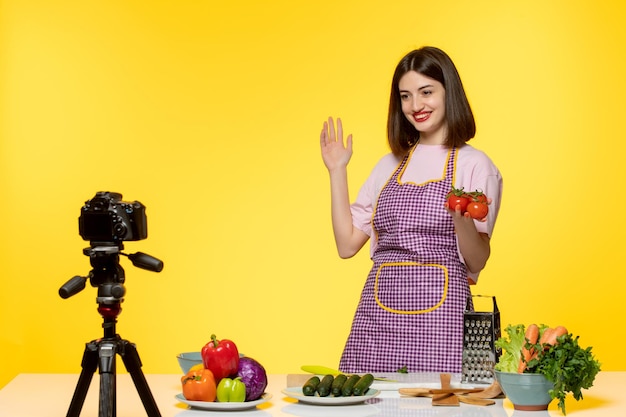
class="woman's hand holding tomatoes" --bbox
[445,187,490,221]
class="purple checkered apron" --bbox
[339,146,470,373]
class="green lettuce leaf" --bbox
[494,324,526,373]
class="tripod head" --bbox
[59,244,163,298]
[58,192,164,319]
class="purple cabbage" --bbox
[236,356,268,401]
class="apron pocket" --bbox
[374,261,448,314]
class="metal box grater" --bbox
[461,295,501,384]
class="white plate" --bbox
[175,393,272,410]
[281,387,380,405]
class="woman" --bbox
[319,46,503,373]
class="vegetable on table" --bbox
[181,368,217,402]
[341,374,360,396]
[540,325,568,347]
[316,374,334,397]
[216,377,246,402]
[331,374,348,396]
[302,376,320,396]
[237,356,268,401]
[189,363,204,372]
[301,373,374,397]
[201,334,240,382]
[495,323,601,415]
[518,323,539,373]
[352,374,375,396]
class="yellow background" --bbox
[1,0,625,389]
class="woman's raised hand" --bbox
[320,117,353,172]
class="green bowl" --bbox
[495,371,554,411]
[176,352,203,374]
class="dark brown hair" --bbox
[387,46,476,156]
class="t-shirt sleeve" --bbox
[456,147,504,283]
[456,148,503,238]
[351,186,375,237]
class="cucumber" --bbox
[316,374,334,397]
[302,376,320,396]
[331,374,348,396]
[352,373,375,396]
[341,374,360,396]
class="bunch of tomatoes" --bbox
[446,187,489,219]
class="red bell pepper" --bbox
[201,334,240,382]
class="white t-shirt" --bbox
[351,143,503,282]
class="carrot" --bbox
[518,324,539,373]
[543,326,568,347]
[539,328,554,345]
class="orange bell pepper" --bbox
[181,368,217,402]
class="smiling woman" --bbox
[318,46,503,374]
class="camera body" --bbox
[79,191,147,243]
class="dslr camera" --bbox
[79,191,147,244]
[59,191,163,301]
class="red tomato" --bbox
[447,194,469,213]
[471,193,488,204]
[466,202,489,219]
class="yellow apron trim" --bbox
[374,261,449,314]
[451,147,458,187]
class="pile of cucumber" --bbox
[302,373,374,397]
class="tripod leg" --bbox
[99,372,116,417]
[66,341,99,417]
[98,341,118,417]
[119,339,162,417]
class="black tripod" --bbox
[60,245,163,417]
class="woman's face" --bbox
[399,70,447,144]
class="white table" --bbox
[0,372,623,416]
